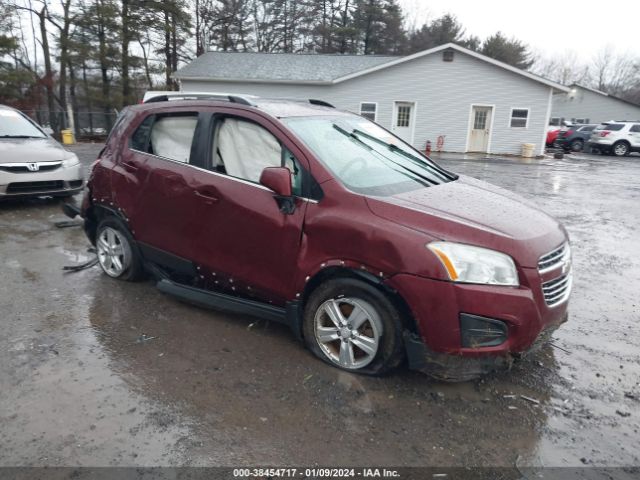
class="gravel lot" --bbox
[1,144,639,474]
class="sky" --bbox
[398,0,640,61]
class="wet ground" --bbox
[1,144,639,472]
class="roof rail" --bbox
[144,92,256,106]
[309,99,335,108]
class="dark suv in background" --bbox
[554,124,596,152]
[66,94,571,381]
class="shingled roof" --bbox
[174,51,398,84]
[174,44,569,92]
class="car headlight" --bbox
[427,242,519,286]
[62,155,80,168]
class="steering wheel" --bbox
[338,158,368,178]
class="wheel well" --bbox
[301,266,419,335]
[84,203,126,245]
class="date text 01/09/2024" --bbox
[232,468,401,478]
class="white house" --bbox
[174,43,569,156]
[552,84,640,126]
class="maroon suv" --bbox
[69,95,571,381]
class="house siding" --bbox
[181,51,552,155]
[552,87,640,125]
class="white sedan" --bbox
[0,105,83,198]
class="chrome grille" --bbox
[538,242,569,273]
[0,161,62,173]
[541,273,572,307]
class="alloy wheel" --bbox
[614,143,629,156]
[96,227,131,277]
[314,297,382,370]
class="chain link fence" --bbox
[21,109,120,141]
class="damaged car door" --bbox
[126,109,205,265]
[189,110,310,305]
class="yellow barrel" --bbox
[61,129,75,145]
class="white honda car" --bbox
[0,105,83,198]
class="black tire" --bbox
[570,139,584,152]
[95,216,145,281]
[612,141,630,157]
[302,278,405,375]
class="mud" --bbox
[0,144,638,468]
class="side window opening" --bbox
[216,117,281,183]
[212,116,310,198]
[129,115,154,152]
[149,112,198,163]
[283,147,303,197]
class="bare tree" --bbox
[531,50,590,86]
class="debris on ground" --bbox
[615,410,631,417]
[54,220,83,228]
[549,342,571,354]
[135,334,156,344]
[63,257,98,272]
[521,395,541,405]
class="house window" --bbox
[474,110,488,129]
[549,117,561,127]
[396,105,411,127]
[360,102,377,122]
[510,108,529,128]
[442,50,454,62]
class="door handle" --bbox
[194,189,219,204]
[122,161,139,172]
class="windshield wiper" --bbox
[332,124,436,187]
[0,135,46,139]
[350,128,458,181]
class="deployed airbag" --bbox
[218,119,281,182]
[150,116,198,163]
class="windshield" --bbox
[284,115,456,196]
[0,109,47,138]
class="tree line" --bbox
[1,0,638,136]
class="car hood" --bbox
[0,137,71,164]
[365,175,567,268]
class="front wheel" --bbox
[95,217,145,281]
[303,278,405,375]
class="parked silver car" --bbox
[0,105,83,198]
[588,121,640,156]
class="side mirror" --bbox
[260,167,292,197]
[259,166,295,214]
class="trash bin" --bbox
[521,143,535,158]
[61,129,75,145]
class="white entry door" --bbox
[468,106,493,152]
[392,101,415,144]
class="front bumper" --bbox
[0,163,83,197]
[403,318,565,381]
[387,270,570,380]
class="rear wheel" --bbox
[613,141,630,157]
[95,217,144,281]
[303,278,405,375]
[570,139,584,152]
